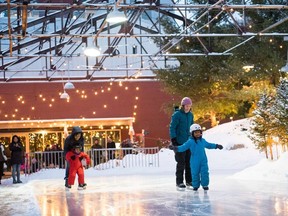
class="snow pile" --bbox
[230,152,288,183]
[203,118,255,149]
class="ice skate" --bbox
[193,187,199,191]
[203,186,209,191]
[186,182,193,190]
[64,178,69,187]
[65,185,72,191]
[78,184,86,190]
[176,183,186,191]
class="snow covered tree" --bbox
[250,93,276,160]
[271,78,288,152]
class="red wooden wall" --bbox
[0,81,179,147]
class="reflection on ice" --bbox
[1,173,285,216]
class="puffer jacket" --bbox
[9,135,24,165]
[64,126,84,155]
[66,150,91,169]
[177,136,217,188]
[169,108,194,145]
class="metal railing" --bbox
[24,151,65,174]
[87,147,160,170]
[23,147,159,174]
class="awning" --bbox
[0,117,134,129]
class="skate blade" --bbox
[186,186,194,190]
[176,187,185,191]
[78,187,86,190]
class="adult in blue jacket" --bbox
[170,124,223,191]
[169,97,194,190]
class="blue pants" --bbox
[191,162,209,188]
[12,164,21,182]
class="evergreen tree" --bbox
[271,78,288,151]
[250,93,275,159]
[154,1,288,125]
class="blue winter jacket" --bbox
[169,108,193,145]
[177,137,217,188]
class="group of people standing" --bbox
[169,97,223,191]
[91,136,117,166]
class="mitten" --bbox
[171,138,178,146]
[168,144,178,152]
[71,155,76,160]
[216,144,223,150]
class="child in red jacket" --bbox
[65,145,90,190]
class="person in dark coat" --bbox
[0,142,7,184]
[107,137,116,160]
[63,126,84,187]
[169,97,194,190]
[9,135,24,184]
[91,139,102,166]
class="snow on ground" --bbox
[2,118,288,184]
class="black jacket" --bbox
[107,141,116,149]
[9,135,24,165]
[64,126,84,155]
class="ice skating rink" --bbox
[1,171,287,216]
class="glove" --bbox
[216,144,223,150]
[71,155,76,160]
[168,144,178,152]
[171,138,178,146]
[79,156,84,161]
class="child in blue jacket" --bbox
[169,124,223,191]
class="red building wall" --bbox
[0,81,179,147]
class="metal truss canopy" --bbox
[0,0,288,82]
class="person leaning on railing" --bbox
[107,137,116,160]
[91,139,103,166]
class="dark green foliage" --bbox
[153,1,288,125]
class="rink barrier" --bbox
[87,147,160,170]
[23,147,159,174]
